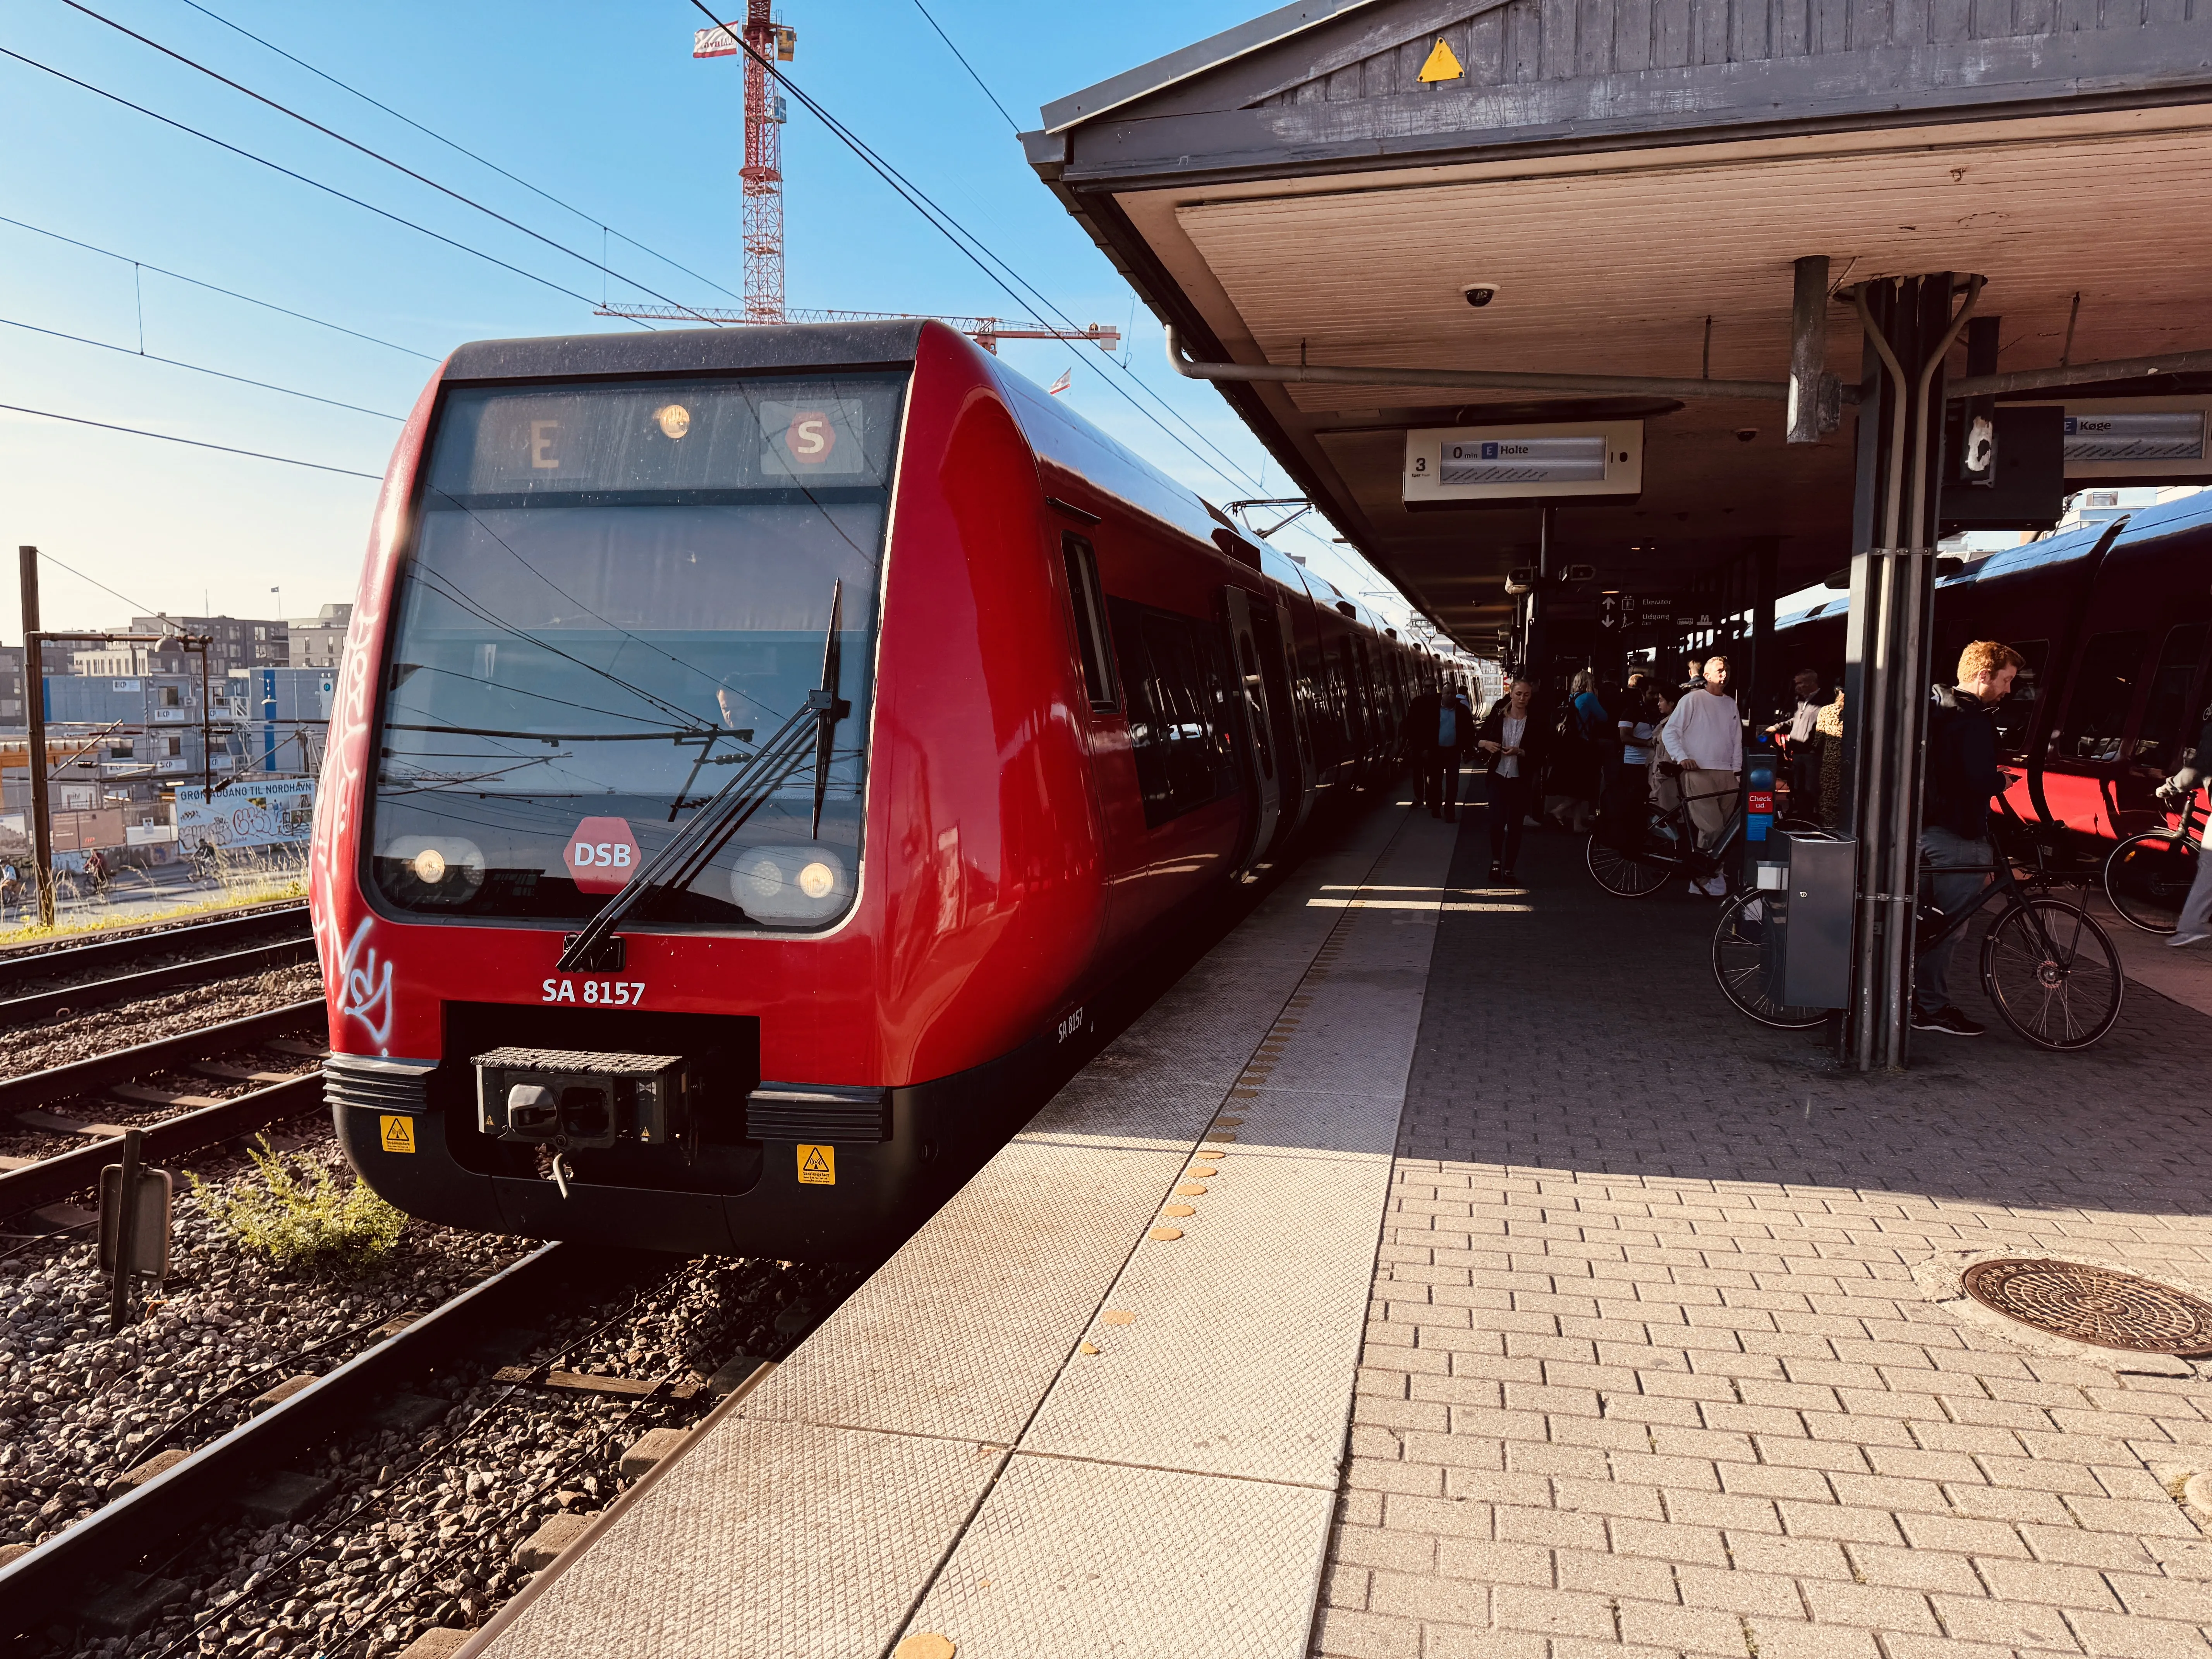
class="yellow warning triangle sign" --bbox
[802,1146,831,1173]
[1417,38,1463,82]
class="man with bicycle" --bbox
[1915,641,2024,1036]
[1657,655,1741,896]
[2155,700,2212,948]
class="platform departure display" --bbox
[2063,411,2205,463]
[1402,421,1644,505]
[1439,434,1608,486]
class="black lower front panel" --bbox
[330,1013,1085,1260]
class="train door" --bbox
[1222,586,1282,871]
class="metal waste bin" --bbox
[1761,828,1856,1010]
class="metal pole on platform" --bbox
[1839,273,1978,1071]
[18,547,56,929]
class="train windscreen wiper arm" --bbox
[555,582,848,973]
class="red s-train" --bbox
[311,320,1435,1257]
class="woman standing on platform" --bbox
[1477,676,1545,883]
[1816,691,1846,827]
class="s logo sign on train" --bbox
[565,817,641,894]
[784,409,837,464]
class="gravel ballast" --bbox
[22,1250,871,1659]
[0,1134,530,1564]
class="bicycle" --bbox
[1711,804,2123,1049]
[2102,787,2202,936]
[1586,768,1816,899]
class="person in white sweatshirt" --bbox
[1658,656,1743,895]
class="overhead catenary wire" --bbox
[173,0,746,308]
[0,315,404,420]
[53,0,732,330]
[34,548,158,616]
[679,0,1384,600]
[909,0,1018,131]
[0,212,438,360]
[0,404,382,479]
[0,45,646,326]
[675,2,1270,503]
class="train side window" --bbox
[1992,639,2047,762]
[2131,622,2208,772]
[1105,597,1238,828]
[2056,630,2148,765]
[1059,534,1118,711]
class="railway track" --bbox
[0,903,309,992]
[0,1245,823,1655]
[0,1000,329,1221]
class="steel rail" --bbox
[0,1242,579,1644]
[0,936,317,1026]
[0,1071,325,1217]
[0,903,309,992]
[0,998,325,1118]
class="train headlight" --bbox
[654,403,692,440]
[728,845,849,923]
[378,836,486,906]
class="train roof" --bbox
[1778,489,2212,631]
[440,319,930,383]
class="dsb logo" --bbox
[565,816,641,894]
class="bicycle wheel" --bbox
[2103,830,2193,935]
[1980,898,2124,1050]
[1585,810,1677,898]
[1711,891,1830,1029]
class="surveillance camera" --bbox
[1460,282,1500,308]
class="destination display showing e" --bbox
[424,376,901,500]
[1403,421,1644,505]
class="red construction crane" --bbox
[678,19,1124,361]
[694,7,797,323]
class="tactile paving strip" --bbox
[898,1453,1336,1659]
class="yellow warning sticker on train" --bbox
[380,1115,416,1154]
[1417,38,1463,81]
[797,1144,835,1185]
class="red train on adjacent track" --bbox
[312,320,1434,1257]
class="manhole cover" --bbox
[1962,1259,2212,1354]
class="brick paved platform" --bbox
[1322,800,2212,1659]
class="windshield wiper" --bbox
[555,580,850,971]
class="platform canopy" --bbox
[1025,0,2212,647]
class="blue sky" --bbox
[0,0,1416,647]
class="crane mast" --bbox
[739,0,784,323]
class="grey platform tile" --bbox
[1022,1135,1402,1484]
[744,1134,1197,1441]
[485,1419,994,1659]
[898,1453,1334,1659]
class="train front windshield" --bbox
[366,373,905,929]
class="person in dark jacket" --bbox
[2155,701,2212,947]
[1401,685,1442,811]
[1426,683,1477,821]
[1475,677,1546,881]
[1914,641,2023,1037]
